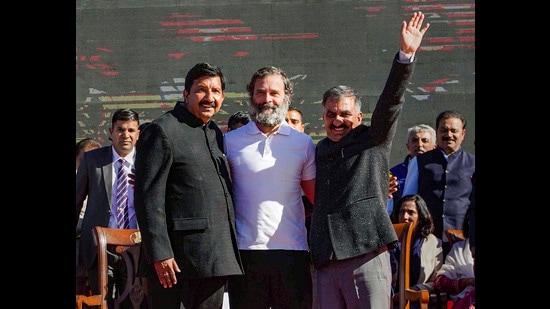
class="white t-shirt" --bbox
[224,121,316,251]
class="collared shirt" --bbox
[109,147,138,229]
[224,121,316,251]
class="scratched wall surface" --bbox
[76,0,475,167]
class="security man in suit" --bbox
[76,108,141,308]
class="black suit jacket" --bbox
[76,146,117,269]
[134,102,243,278]
[310,53,414,269]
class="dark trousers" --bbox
[146,274,228,309]
[442,242,451,260]
[87,249,132,309]
[76,238,89,295]
[228,250,312,309]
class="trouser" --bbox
[442,242,451,259]
[76,237,89,295]
[87,249,131,309]
[146,274,228,309]
[228,249,312,309]
[316,249,392,309]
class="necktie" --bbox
[115,158,130,229]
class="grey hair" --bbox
[406,124,436,145]
[321,85,361,112]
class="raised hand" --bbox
[400,11,430,54]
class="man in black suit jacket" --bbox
[76,108,141,308]
[309,12,430,308]
[134,63,244,309]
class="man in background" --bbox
[387,124,436,221]
[76,109,140,308]
[285,106,306,132]
[402,110,475,258]
[226,110,250,132]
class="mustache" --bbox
[250,101,288,127]
[200,100,216,107]
[442,136,456,142]
[257,102,276,110]
[330,123,349,130]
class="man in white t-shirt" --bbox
[224,66,316,309]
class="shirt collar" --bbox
[111,146,136,166]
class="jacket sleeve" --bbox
[134,123,174,263]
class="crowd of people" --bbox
[402,110,475,259]
[76,11,475,309]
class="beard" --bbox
[249,99,289,128]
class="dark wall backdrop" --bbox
[76,0,475,167]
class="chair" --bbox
[445,229,465,247]
[393,222,430,309]
[76,226,147,309]
[403,229,466,309]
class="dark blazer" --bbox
[310,53,414,270]
[76,146,116,269]
[134,102,244,278]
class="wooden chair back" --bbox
[76,226,146,309]
[393,222,414,309]
[445,229,465,247]
[393,222,430,309]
